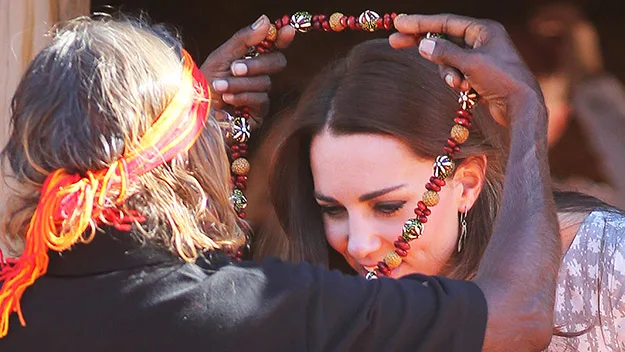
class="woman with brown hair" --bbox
[269,18,625,351]
[0,12,560,351]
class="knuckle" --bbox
[481,19,506,34]
[231,28,247,44]
[275,53,287,68]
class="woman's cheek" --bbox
[323,218,348,252]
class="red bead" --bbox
[275,19,283,29]
[443,146,454,154]
[231,145,240,152]
[454,146,461,153]
[312,14,319,22]
[430,177,446,187]
[376,18,383,29]
[378,262,391,275]
[235,182,246,190]
[339,16,347,27]
[457,110,472,119]
[313,21,321,30]
[256,46,268,54]
[384,15,392,30]
[260,40,272,48]
[232,152,240,159]
[414,209,423,216]
[425,183,441,192]
[240,150,247,156]
[347,16,356,29]
[417,201,427,210]
[322,21,331,32]
[395,248,408,257]
[447,138,457,148]
[239,143,248,150]
[454,117,471,127]
[239,212,246,219]
[394,240,411,251]
[391,12,397,20]
[236,175,247,182]
[318,14,326,22]
[424,208,432,216]
[418,215,428,223]
[282,15,290,26]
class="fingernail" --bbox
[223,93,234,103]
[212,79,228,92]
[231,62,248,76]
[251,15,267,30]
[445,74,454,88]
[419,39,436,57]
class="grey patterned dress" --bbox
[548,210,625,351]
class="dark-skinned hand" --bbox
[390,14,545,126]
[200,15,295,125]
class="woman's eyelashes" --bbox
[374,201,407,216]
[319,204,346,217]
[318,201,407,217]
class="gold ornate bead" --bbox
[231,158,250,176]
[266,24,277,42]
[329,12,346,32]
[422,190,440,207]
[384,251,402,269]
[433,155,455,179]
[451,124,470,144]
[230,189,248,211]
[290,11,313,33]
[402,218,424,241]
[459,90,478,110]
[358,10,380,32]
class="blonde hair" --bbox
[1,15,244,261]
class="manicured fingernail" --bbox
[223,93,234,102]
[212,79,228,92]
[231,62,248,76]
[445,74,454,88]
[419,39,436,57]
[251,15,267,30]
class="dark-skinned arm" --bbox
[391,14,561,351]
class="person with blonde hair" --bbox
[0,12,560,351]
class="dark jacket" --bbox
[0,229,487,351]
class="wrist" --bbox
[507,88,548,130]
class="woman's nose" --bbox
[346,216,383,262]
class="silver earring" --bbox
[457,207,468,253]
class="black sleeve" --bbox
[207,258,487,351]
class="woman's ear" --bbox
[453,156,487,212]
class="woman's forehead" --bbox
[310,131,432,195]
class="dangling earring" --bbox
[457,207,468,253]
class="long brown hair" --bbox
[267,39,509,279]
[1,15,244,261]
